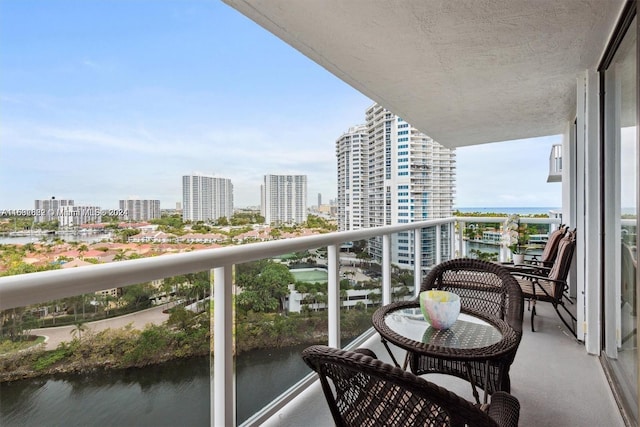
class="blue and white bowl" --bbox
[419,290,461,330]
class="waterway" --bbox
[0,232,113,245]
[0,344,312,426]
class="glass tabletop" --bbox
[383,307,503,350]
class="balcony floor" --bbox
[260,302,625,426]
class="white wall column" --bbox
[576,69,602,352]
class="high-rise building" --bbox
[56,205,102,227]
[336,103,456,268]
[34,198,74,223]
[119,199,161,221]
[182,175,234,222]
[336,124,369,231]
[261,174,307,225]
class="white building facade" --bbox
[336,124,369,231]
[338,104,456,268]
[119,199,161,221]
[182,175,234,222]
[34,198,74,223]
[56,205,102,227]
[261,174,307,225]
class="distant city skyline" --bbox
[0,1,562,211]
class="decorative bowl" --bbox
[419,290,461,330]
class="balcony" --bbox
[547,143,563,183]
[0,217,624,426]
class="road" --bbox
[30,304,171,350]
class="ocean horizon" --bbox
[455,207,561,215]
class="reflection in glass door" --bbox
[603,15,637,425]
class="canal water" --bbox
[0,344,312,426]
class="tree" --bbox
[236,260,293,314]
[122,283,153,309]
[167,306,197,330]
[78,244,89,257]
[71,320,88,341]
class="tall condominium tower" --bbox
[119,199,161,221]
[336,124,369,231]
[182,175,234,222]
[337,103,456,268]
[34,198,74,223]
[261,174,307,225]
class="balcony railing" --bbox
[0,216,560,426]
[547,143,562,183]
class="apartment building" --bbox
[336,124,369,231]
[33,198,74,223]
[337,104,456,268]
[56,205,102,227]
[119,199,161,221]
[261,174,307,225]
[182,174,234,222]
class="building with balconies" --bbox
[261,174,308,225]
[336,124,369,231]
[182,174,234,223]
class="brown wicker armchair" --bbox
[413,258,524,396]
[302,345,520,427]
[503,225,568,274]
[510,230,577,336]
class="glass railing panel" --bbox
[339,239,381,347]
[0,271,212,426]
[234,251,329,425]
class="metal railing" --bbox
[547,143,563,183]
[0,216,560,426]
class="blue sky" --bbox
[0,0,561,211]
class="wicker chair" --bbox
[302,345,520,427]
[413,259,524,395]
[502,225,568,275]
[510,229,577,336]
[621,242,637,317]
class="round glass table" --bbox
[372,300,519,403]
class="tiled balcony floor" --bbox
[260,302,625,426]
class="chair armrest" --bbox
[510,271,564,285]
[487,391,520,427]
[501,263,544,275]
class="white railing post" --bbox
[451,222,457,258]
[327,244,340,348]
[382,234,392,305]
[413,228,422,298]
[435,224,442,265]
[213,265,234,427]
[457,220,465,257]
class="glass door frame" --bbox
[598,1,639,425]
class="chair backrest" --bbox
[301,345,501,427]
[538,225,568,266]
[547,229,577,282]
[421,258,524,334]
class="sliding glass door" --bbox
[602,13,638,425]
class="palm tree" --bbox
[78,244,89,258]
[71,320,88,341]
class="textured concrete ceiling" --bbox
[223,0,625,148]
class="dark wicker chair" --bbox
[413,258,524,396]
[502,225,568,275]
[302,345,520,427]
[510,229,577,336]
